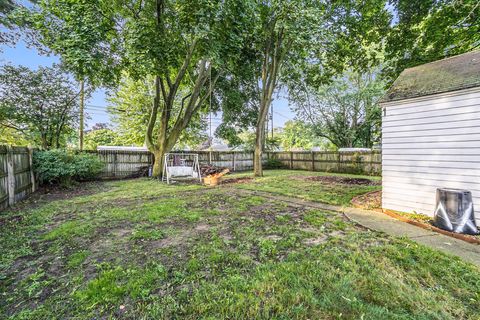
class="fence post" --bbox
[290,151,293,169]
[337,152,342,172]
[6,146,15,206]
[112,151,117,177]
[28,147,36,192]
[311,151,315,171]
[232,152,236,171]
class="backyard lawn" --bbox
[1,170,479,319]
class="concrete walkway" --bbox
[235,188,480,266]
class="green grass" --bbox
[0,171,479,319]
[233,169,381,206]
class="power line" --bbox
[85,104,108,108]
[273,111,291,120]
[85,106,125,113]
[85,106,110,111]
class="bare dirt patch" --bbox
[3,182,109,215]
[221,177,253,185]
[0,215,23,226]
[304,176,380,186]
[303,235,328,245]
[351,190,382,209]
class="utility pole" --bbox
[79,79,85,150]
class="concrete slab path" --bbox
[236,188,480,266]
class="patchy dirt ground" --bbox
[1,173,479,319]
[304,175,381,186]
[220,177,253,184]
[351,190,382,209]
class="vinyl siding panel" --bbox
[382,166,480,178]
[382,118,480,133]
[383,126,480,138]
[383,133,480,144]
[382,148,480,155]
[385,103,480,121]
[381,87,480,223]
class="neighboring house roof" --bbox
[338,148,372,152]
[97,146,148,151]
[381,50,480,103]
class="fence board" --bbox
[0,146,381,210]
[0,145,35,210]
[89,150,381,178]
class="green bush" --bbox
[264,158,284,169]
[33,149,104,185]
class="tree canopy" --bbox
[84,127,118,150]
[20,0,257,176]
[292,68,385,149]
[5,0,479,175]
[385,0,480,81]
[0,64,80,149]
[107,74,207,148]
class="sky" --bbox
[0,39,296,133]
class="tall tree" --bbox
[0,64,80,148]
[250,1,313,176]
[249,0,390,176]
[278,120,330,151]
[292,69,385,149]
[108,74,207,148]
[21,0,121,149]
[139,0,253,176]
[24,0,254,177]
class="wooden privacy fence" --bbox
[267,151,381,175]
[91,150,381,178]
[92,150,154,178]
[91,150,256,178]
[0,147,380,209]
[0,146,36,209]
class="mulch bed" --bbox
[305,176,381,186]
[383,209,480,244]
[350,190,480,244]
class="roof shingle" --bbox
[381,50,480,103]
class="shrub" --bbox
[33,149,104,186]
[264,158,284,169]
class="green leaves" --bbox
[0,64,80,148]
[385,0,480,81]
[24,0,121,86]
[84,128,119,150]
[292,69,386,148]
[33,149,104,185]
[107,74,207,148]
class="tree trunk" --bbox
[254,94,271,176]
[254,117,266,177]
[254,27,286,177]
[152,148,166,178]
[79,79,85,150]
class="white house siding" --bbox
[381,87,480,223]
